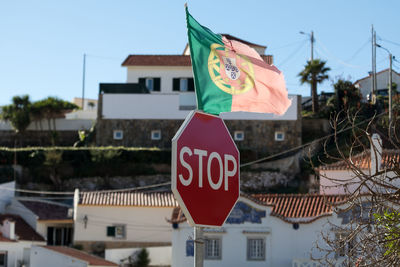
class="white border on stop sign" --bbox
[171,110,240,228]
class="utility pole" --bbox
[371,25,376,98]
[374,31,377,96]
[82,53,86,110]
[194,227,204,267]
[389,52,393,124]
[311,31,314,62]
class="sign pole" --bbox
[194,226,204,267]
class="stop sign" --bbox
[172,111,240,227]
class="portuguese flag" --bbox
[186,7,291,115]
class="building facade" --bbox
[96,36,301,154]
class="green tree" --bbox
[32,97,78,131]
[1,95,31,134]
[299,59,331,113]
[328,79,361,114]
[132,248,150,267]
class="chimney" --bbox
[2,219,16,240]
[371,133,382,174]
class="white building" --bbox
[0,214,46,267]
[97,35,301,154]
[73,190,178,255]
[169,193,347,267]
[30,246,117,267]
[354,68,400,101]
[318,133,400,195]
[5,198,74,246]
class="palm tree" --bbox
[298,59,330,113]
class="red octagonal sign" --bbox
[172,110,240,227]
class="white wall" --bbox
[102,94,298,120]
[74,206,174,243]
[30,246,87,267]
[65,110,97,120]
[356,70,400,100]
[171,197,341,267]
[105,246,172,266]
[0,118,93,131]
[0,241,45,267]
[320,169,400,195]
[126,66,193,93]
[0,182,15,213]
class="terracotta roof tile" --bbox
[80,191,178,207]
[122,55,192,66]
[0,214,45,242]
[121,54,273,66]
[19,200,71,221]
[41,246,117,266]
[319,149,400,171]
[169,194,346,224]
[0,233,15,242]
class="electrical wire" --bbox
[0,112,387,196]
[240,111,387,167]
[315,40,363,68]
[276,39,308,67]
[345,39,370,62]
[267,39,306,51]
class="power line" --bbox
[0,112,388,195]
[240,111,387,167]
[315,40,363,68]
[277,39,308,67]
[267,39,307,51]
[345,39,370,62]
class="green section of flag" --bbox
[186,8,232,115]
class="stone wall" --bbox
[96,118,301,155]
[0,130,79,147]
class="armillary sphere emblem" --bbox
[208,43,255,95]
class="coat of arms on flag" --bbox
[186,6,291,115]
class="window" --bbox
[113,130,123,140]
[335,232,355,258]
[205,237,221,260]
[47,227,73,246]
[0,252,7,267]
[173,78,194,92]
[247,238,265,261]
[234,131,244,141]
[151,130,161,140]
[139,77,161,91]
[274,131,285,141]
[107,225,126,239]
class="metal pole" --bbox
[389,53,393,124]
[371,25,376,98]
[82,53,86,110]
[194,227,204,267]
[310,31,314,62]
[374,31,377,96]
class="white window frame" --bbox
[151,130,161,140]
[335,232,355,258]
[247,237,266,261]
[113,130,123,140]
[274,131,285,141]
[234,131,244,141]
[114,225,126,239]
[205,237,222,260]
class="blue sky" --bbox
[0,0,399,106]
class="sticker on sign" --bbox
[171,110,240,227]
